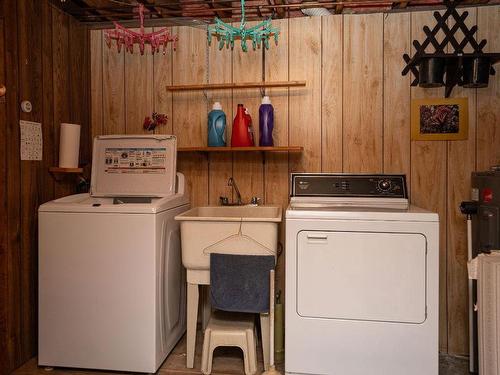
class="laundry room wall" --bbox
[0,1,90,373]
[89,7,500,355]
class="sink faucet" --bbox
[228,177,243,205]
[219,177,261,206]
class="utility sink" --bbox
[178,205,282,221]
[175,205,282,284]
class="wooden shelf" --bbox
[166,81,306,92]
[49,167,84,174]
[177,146,303,153]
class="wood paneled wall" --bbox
[0,1,89,373]
[90,7,500,355]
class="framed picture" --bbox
[411,97,468,141]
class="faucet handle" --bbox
[219,196,229,206]
[250,196,261,205]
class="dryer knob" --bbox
[378,179,392,191]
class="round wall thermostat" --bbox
[21,100,32,113]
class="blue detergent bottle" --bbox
[259,96,274,146]
[208,102,227,147]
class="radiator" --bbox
[478,253,500,375]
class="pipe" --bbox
[76,0,445,18]
[467,215,475,373]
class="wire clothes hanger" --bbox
[203,218,275,256]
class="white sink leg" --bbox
[260,312,270,370]
[201,286,212,330]
[187,282,199,368]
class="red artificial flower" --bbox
[144,112,168,132]
[143,116,153,130]
[156,114,167,125]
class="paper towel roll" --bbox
[59,123,81,168]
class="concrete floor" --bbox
[13,332,471,375]
[14,353,471,375]
[440,354,470,375]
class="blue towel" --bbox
[210,254,275,314]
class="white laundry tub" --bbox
[175,206,282,284]
[175,205,282,370]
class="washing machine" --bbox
[285,173,439,375]
[39,135,189,373]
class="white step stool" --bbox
[201,311,258,375]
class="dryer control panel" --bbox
[291,174,408,198]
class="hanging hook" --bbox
[204,38,210,104]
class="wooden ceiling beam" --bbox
[208,0,232,19]
[79,0,112,21]
[273,0,287,18]
[71,0,427,12]
[335,2,344,13]
[55,0,497,23]
[398,0,410,8]
[138,0,165,18]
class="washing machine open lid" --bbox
[90,135,177,198]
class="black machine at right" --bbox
[460,165,500,374]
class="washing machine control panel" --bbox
[291,174,408,198]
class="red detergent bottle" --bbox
[231,104,255,147]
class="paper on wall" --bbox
[20,120,42,160]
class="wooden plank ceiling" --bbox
[51,0,499,25]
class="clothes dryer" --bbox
[285,173,439,375]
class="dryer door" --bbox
[296,230,427,324]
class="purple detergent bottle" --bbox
[259,96,274,146]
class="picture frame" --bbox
[411,97,469,141]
